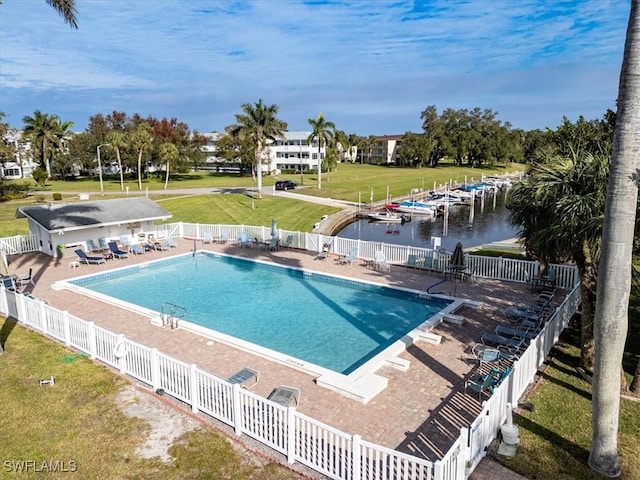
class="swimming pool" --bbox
[68,252,452,376]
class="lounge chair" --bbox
[203,231,213,244]
[405,254,418,268]
[219,230,230,244]
[165,237,177,248]
[98,237,110,251]
[153,241,170,251]
[338,246,358,265]
[74,249,106,265]
[504,305,545,323]
[1,274,17,290]
[17,268,35,289]
[85,239,101,253]
[481,332,525,352]
[267,385,300,407]
[465,368,499,401]
[495,324,538,341]
[226,367,259,389]
[119,235,131,250]
[130,244,145,255]
[283,234,294,248]
[374,251,390,272]
[108,241,129,259]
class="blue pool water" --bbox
[72,253,451,374]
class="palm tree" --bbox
[589,1,639,477]
[130,123,153,191]
[507,152,609,369]
[22,111,72,178]
[45,0,79,28]
[307,113,335,189]
[158,142,179,190]
[229,99,287,199]
[106,131,127,190]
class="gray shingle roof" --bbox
[16,197,172,233]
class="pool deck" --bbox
[6,239,557,464]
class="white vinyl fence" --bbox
[0,226,581,480]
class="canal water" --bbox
[336,190,519,252]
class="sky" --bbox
[0,0,632,136]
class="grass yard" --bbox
[498,322,640,480]
[0,318,304,480]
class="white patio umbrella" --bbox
[271,218,278,238]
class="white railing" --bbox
[439,282,582,477]
[0,225,581,480]
[0,233,38,255]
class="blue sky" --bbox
[0,0,632,135]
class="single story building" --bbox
[16,197,172,257]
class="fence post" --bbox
[61,311,71,345]
[287,406,296,464]
[0,287,7,316]
[39,301,48,335]
[459,426,471,479]
[232,383,242,436]
[115,334,127,374]
[351,434,361,480]
[433,460,443,480]
[190,363,199,414]
[15,291,26,324]
[88,322,97,359]
[150,348,160,391]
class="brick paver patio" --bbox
[6,238,555,464]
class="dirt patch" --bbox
[117,385,200,462]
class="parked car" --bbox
[275,180,297,190]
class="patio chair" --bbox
[219,230,230,244]
[374,251,390,272]
[1,274,17,290]
[108,241,129,259]
[153,241,170,251]
[267,385,300,407]
[74,249,106,265]
[119,235,131,250]
[489,366,512,393]
[338,247,358,265]
[203,231,213,244]
[405,254,419,268]
[465,368,499,401]
[268,237,280,252]
[17,268,35,289]
[226,367,259,389]
[236,232,251,248]
[471,344,501,370]
[481,332,525,352]
[283,234,294,248]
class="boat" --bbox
[367,211,409,223]
[394,201,437,216]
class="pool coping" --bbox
[53,249,475,403]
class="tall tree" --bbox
[22,111,72,178]
[106,131,127,190]
[229,99,287,198]
[130,123,153,191]
[307,113,335,189]
[589,1,640,477]
[158,142,179,190]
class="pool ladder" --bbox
[160,302,187,330]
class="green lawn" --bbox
[499,330,640,480]
[0,318,303,480]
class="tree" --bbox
[158,142,179,190]
[507,152,609,369]
[589,1,639,477]
[22,111,72,178]
[229,99,287,198]
[130,123,153,190]
[307,113,335,189]
[106,131,127,190]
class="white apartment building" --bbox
[202,131,326,174]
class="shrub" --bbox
[52,193,62,201]
[31,168,48,187]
